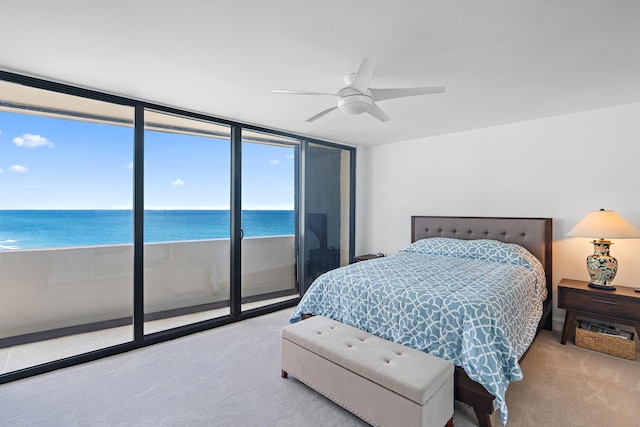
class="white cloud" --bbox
[171,178,185,187]
[19,186,42,192]
[286,154,294,159]
[12,133,54,148]
[125,162,134,169]
[0,168,3,173]
[9,165,28,173]
[270,159,279,165]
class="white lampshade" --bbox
[567,209,640,239]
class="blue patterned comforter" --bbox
[290,238,547,425]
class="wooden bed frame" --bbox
[411,216,553,427]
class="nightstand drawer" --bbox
[561,289,637,319]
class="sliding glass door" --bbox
[240,131,299,310]
[143,110,231,334]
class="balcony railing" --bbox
[0,236,297,344]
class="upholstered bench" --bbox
[281,316,454,427]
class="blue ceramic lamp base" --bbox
[586,240,617,290]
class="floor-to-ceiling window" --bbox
[0,79,135,374]
[303,142,353,292]
[0,71,355,383]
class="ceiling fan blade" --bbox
[370,86,446,102]
[306,106,338,122]
[350,57,376,93]
[272,90,337,96]
[368,103,390,122]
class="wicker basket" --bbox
[575,326,636,360]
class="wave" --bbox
[0,239,19,250]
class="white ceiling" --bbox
[1,0,640,146]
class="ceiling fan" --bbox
[272,57,445,122]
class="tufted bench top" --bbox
[282,316,453,406]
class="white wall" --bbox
[357,102,640,328]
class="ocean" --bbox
[0,210,294,250]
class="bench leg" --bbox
[446,417,454,427]
[281,370,288,379]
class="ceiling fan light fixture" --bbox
[272,57,446,122]
[337,94,373,115]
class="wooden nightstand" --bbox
[558,278,640,345]
[353,253,384,263]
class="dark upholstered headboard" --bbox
[411,216,553,290]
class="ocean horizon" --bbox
[0,210,294,250]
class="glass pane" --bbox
[143,110,231,334]
[241,131,299,310]
[304,143,352,290]
[0,80,134,374]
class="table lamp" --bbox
[567,209,640,290]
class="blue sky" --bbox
[0,111,295,209]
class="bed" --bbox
[290,216,553,427]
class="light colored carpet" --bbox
[0,308,638,426]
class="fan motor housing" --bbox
[337,87,373,115]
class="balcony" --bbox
[0,236,298,375]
